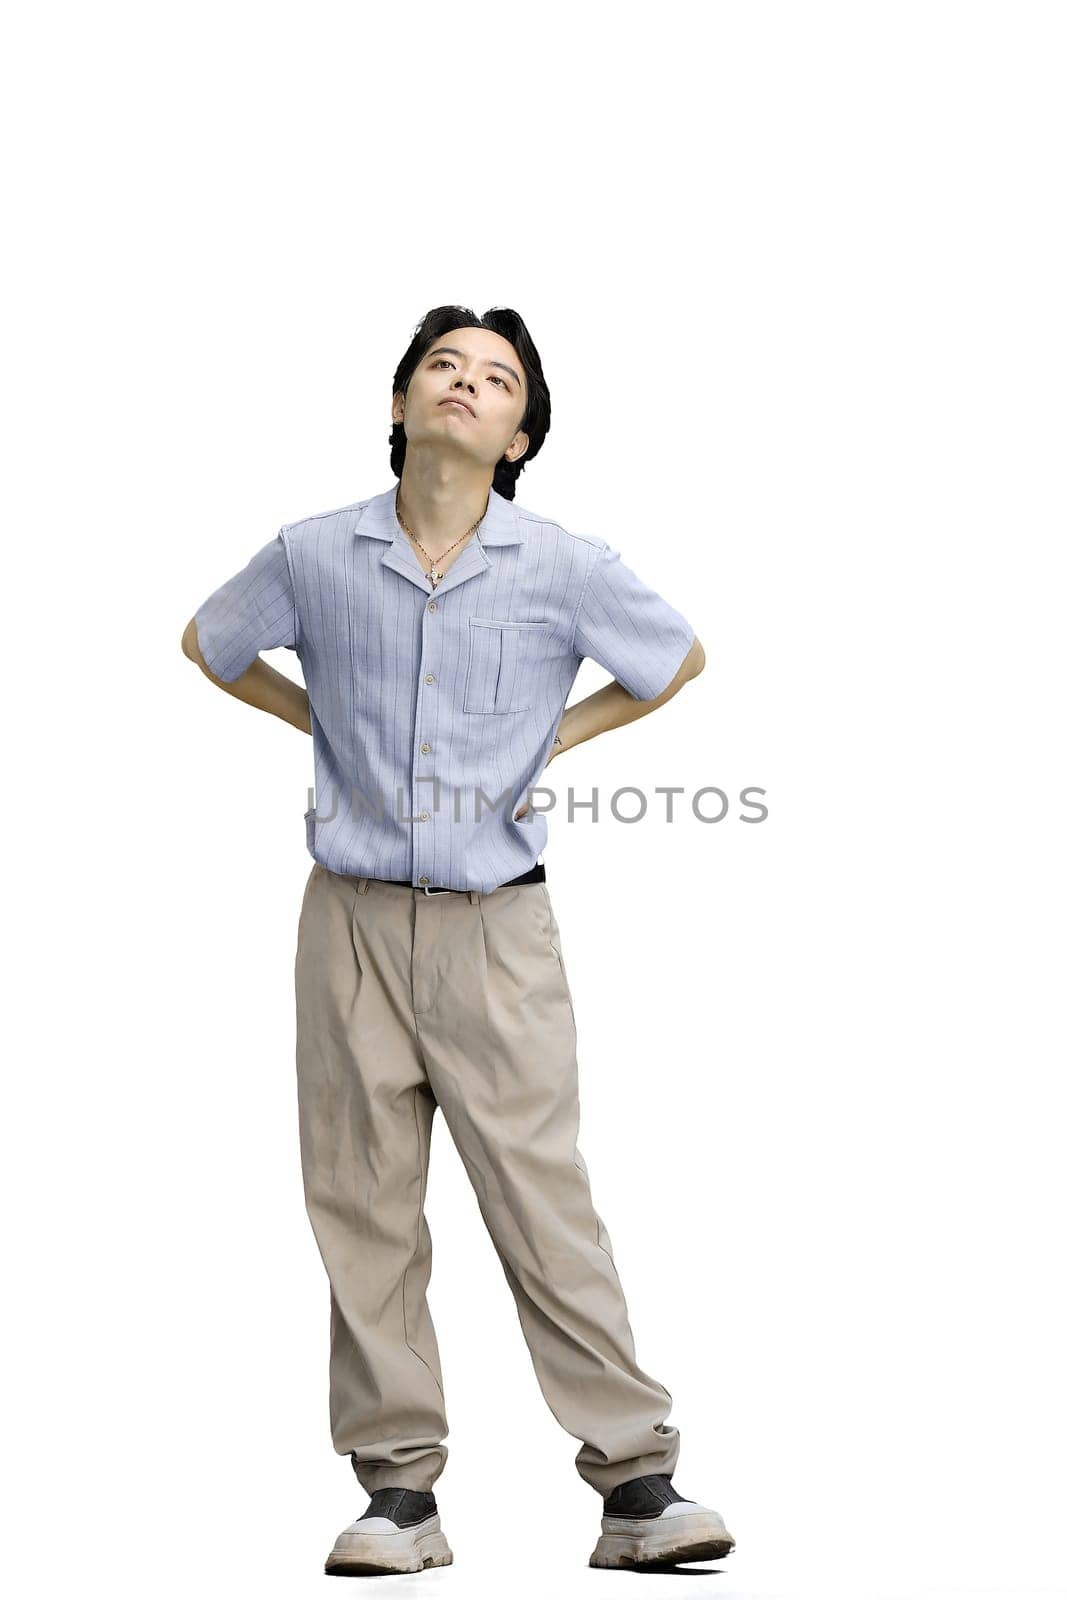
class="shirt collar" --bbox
[355,481,525,546]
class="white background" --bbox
[5,3,1064,1597]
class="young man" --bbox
[183,306,735,1575]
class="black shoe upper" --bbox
[361,1486,438,1527]
[354,1472,683,1523]
[603,1472,687,1518]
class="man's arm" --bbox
[553,634,705,759]
[182,617,311,735]
[513,636,704,818]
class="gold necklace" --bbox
[396,496,486,589]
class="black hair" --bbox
[388,305,551,501]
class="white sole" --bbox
[590,1509,735,1568]
[325,1514,453,1575]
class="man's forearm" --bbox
[184,619,311,733]
[554,636,704,757]
[216,657,312,733]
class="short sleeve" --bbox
[193,531,298,682]
[572,542,696,701]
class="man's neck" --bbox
[396,457,493,558]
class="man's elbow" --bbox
[676,635,705,685]
[182,616,221,678]
[638,636,706,704]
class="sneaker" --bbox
[324,1486,453,1576]
[589,1472,735,1568]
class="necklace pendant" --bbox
[429,564,440,588]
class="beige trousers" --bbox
[293,862,681,1498]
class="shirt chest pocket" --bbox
[463,617,551,714]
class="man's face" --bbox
[394,326,529,471]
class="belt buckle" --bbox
[423,884,452,895]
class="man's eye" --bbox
[431,357,507,390]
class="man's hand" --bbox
[513,736,564,820]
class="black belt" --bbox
[377,860,546,895]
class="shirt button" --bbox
[427,601,437,612]
[419,809,430,821]
[421,742,431,753]
[418,874,430,885]
[424,673,435,684]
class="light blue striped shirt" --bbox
[194,482,695,892]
